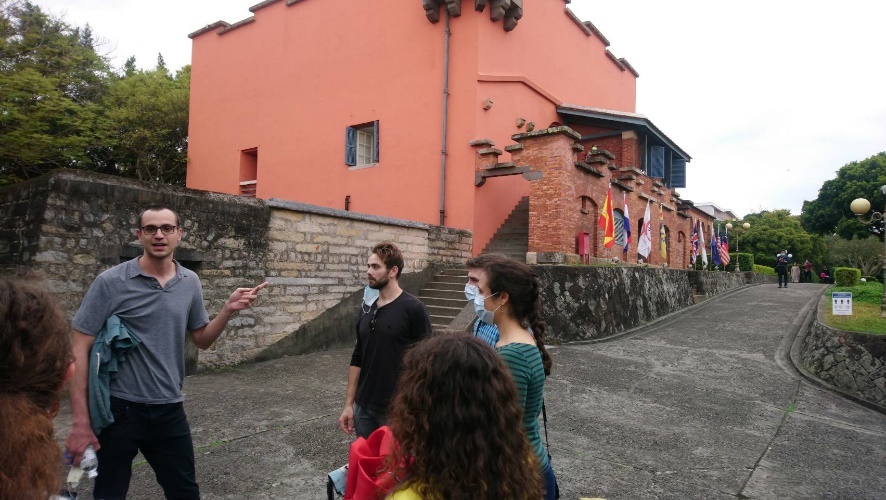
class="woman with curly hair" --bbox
[469,254,557,499]
[383,333,542,499]
[0,279,74,500]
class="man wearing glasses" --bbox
[339,242,431,438]
[64,205,268,500]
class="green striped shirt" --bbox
[497,342,549,468]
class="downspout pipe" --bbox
[438,10,451,226]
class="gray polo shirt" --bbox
[73,257,210,404]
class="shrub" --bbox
[725,253,754,272]
[833,267,861,287]
[753,264,776,276]
[830,281,884,305]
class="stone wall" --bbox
[0,170,472,370]
[689,269,749,297]
[800,299,886,408]
[538,266,709,343]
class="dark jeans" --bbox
[353,403,386,439]
[542,460,560,500]
[94,397,199,500]
[777,268,788,287]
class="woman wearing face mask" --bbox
[468,254,558,500]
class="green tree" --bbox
[0,0,111,184]
[822,234,882,278]
[739,210,825,268]
[801,152,886,240]
[100,62,190,185]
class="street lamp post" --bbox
[849,185,886,317]
[725,221,750,272]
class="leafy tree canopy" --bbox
[0,1,190,186]
[822,234,882,279]
[0,0,111,184]
[736,209,825,268]
[801,152,886,240]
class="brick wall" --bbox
[494,125,713,267]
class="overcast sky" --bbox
[35,0,886,219]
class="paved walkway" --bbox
[56,283,886,499]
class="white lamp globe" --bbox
[850,198,871,215]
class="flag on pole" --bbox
[719,226,731,266]
[690,219,699,265]
[711,225,721,267]
[699,221,708,266]
[598,186,616,248]
[622,192,632,254]
[658,204,667,260]
[637,199,652,258]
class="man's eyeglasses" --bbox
[140,225,178,235]
[370,307,378,333]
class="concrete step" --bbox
[437,267,467,277]
[429,276,466,285]
[693,294,707,304]
[420,288,466,300]
[430,314,457,326]
[426,304,464,317]
[420,296,466,308]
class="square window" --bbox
[346,121,379,167]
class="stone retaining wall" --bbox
[536,267,747,343]
[0,170,471,370]
[800,298,886,408]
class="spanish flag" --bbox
[599,186,616,248]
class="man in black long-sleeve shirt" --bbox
[338,242,431,438]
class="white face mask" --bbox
[464,283,478,302]
[362,286,379,313]
[473,291,500,325]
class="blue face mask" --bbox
[362,286,379,313]
[464,283,478,302]
[473,291,500,325]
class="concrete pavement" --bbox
[55,282,886,499]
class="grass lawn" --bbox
[823,281,886,335]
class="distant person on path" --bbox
[0,280,73,500]
[384,334,542,499]
[468,254,559,499]
[803,259,814,282]
[776,250,791,288]
[65,206,268,500]
[339,242,431,439]
[820,266,833,284]
[791,262,801,283]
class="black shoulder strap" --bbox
[542,399,552,460]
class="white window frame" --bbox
[356,126,376,167]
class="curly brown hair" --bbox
[383,334,542,499]
[466,253,552,375]
[0,280,72,500]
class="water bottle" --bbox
[59,446,98,499]
[80,446,98,479]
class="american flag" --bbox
[719,228,731,266]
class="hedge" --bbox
[833,267,861,287]
[753,264,776,276]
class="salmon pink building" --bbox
[188,0,711,265]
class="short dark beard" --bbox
[369,276,389,290]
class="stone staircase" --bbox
[417,267,468,330]
[480,196,529,262]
